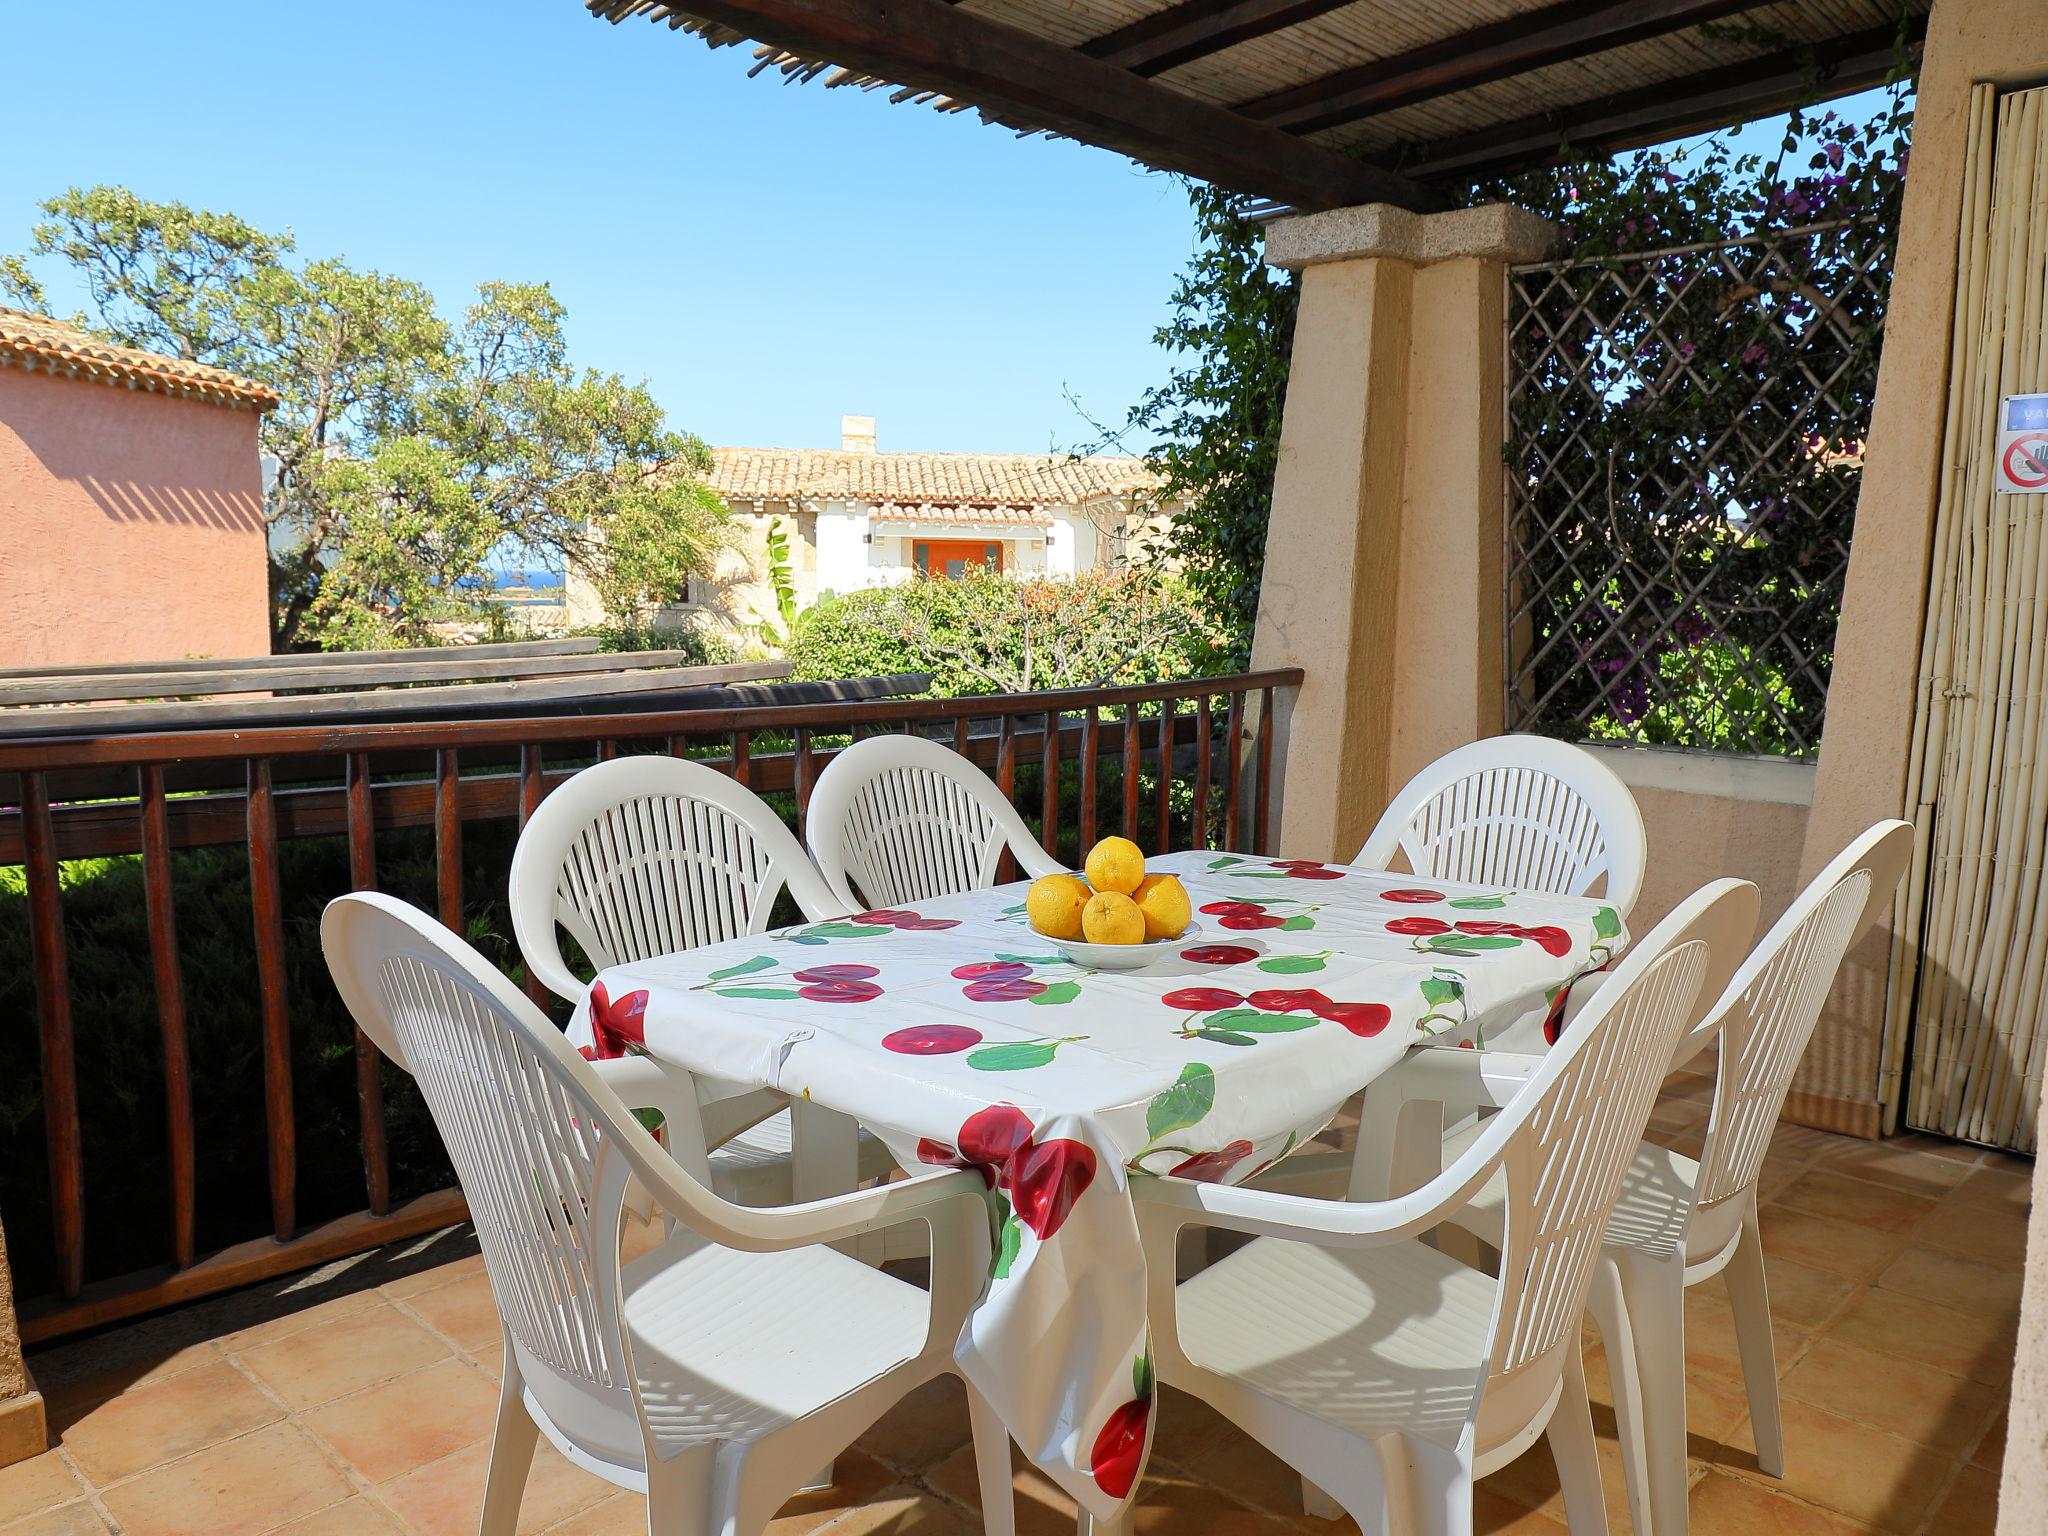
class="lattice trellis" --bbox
[1504,219,1894,758]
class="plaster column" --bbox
[1795,0,2048,1137]
[0,1216,47,1468]
[1251,203,1556,860]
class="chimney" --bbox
[841,414,877,455]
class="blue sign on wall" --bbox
[2007,394,2048,432]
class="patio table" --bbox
[565,849,1627,1520]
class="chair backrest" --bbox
[324,891,766,1465]
[1476,879,1755,1438]
[1689,820,1913,1214]
[510,755,843,1004]
[1354,735,1647,915]
[806,733,1063,910]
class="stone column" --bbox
[0,1215,48,1468]
[1250,203,1556,860]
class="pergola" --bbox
[587,0,1928,209]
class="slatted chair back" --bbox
[806,733,1063,910]
[1690,821,1912,1214]
[511,755,842,1004]
[1476,879,1752,1439]
[1355,735,1647,915]
[322,892,732,1456]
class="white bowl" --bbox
[1043,925,1197,972]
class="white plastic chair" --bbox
[1117,880,1754,1536]
[1356,735,1648,917]
[509,754,890,1207]
[323,892,1016,1536]
[805,733,1064,910]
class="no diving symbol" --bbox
[2004,432,2048,492]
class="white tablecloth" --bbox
[567,850,1626,1518]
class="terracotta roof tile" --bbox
[0,306,279,412]
[709,445,1158,513]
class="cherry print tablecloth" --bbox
[565,850,1626,1519]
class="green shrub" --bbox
[787,569,1225,697]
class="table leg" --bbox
[790,1100,884,1266]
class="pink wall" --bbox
[0,368,271,667]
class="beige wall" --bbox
[0,369,270,667]
[1799,0,2048,1136]
[1252,203,1556,861]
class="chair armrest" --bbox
[1132,1128,1508,1252]
[1385,1048,1545,1111]
[589,1054,696,1128]
[728,1168,993,1251]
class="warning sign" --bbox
[1998,394,2048,494]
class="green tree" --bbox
[3,187,727,651]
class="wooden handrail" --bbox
[4,667,1302,1341]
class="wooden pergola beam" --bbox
[1237,0,1780,137]
[1080,0,1355,79]
[1396,20,1923,182]
[598,0,1443,211]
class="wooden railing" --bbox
[0,668,1299,1340]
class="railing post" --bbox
[140,765,199,1266]
[434,748,463,933]
[246,759,297,1243]
[21,772,83,1298]
[344,753,392,1216]
[1040,709,1061,859]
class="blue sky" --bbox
[4,0,1195,456]
[5,4,1896,458]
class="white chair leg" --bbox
[1724,1204,1784,1478]
[645,1443,715,1536]
[1076,1510,1130,1536]
[1381,1435,1472,1536]
[965,1381,1017,1536]
[1613,1249,1690,1536]
[1547,1344,1609,1536]
[1587,1261,1652,1536]
[480,1350,538,1536]
[1301,1476,1344,1519]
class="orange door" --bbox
[914,540,1003,577]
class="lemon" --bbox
[1083,835,1146,896]
[1081,890,1146,945]
[1132,874,1191,940]
[1025,873,1091,940]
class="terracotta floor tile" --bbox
[0,1454,85,1524]
[1715,1397,1955,1532]
[217,1290,384,1354]
[270,1495,410,1533]
[1952,1163,2034,1213]
[1913,1201,2032,1268]
[1472,1421,1639,1534]
[0,1504,114,1536]
[1580,1340,1753,1451]
[401,1271,503,1355]
[1117,1465,1303,1536]
[1683,1469,1869,1535]
[379,1252,487,1301]
[236,1302,451,1411]
[58,1359,283,1485]
[1681,1290,1804,1386]
[38,1340,225,1421]
[1153,1417,1307,1519]
[1775,1170,1938,1235]
[1970,1408,2006,1471]
[853,1376,974,1476]
[1755,1205,1910,1280]
[757,1451,897,1535]
[300,1357,500,1483]
[1826,1288,2018,1385]
[1875,1244,2025,1322]
[376,1437,610,1536]
[1761,1255,1857,1330]
[1780,1337,2000,1455]
[820,1483,981,1535]
[1816,1140,1977,1199]
[1769,1123,1843,1163]
[1471,1488,1567,1534]
[925,1439,1079,1536]
[1925,1463,2001,1536]
[541,1492,651,1535]
[96,1421,355,1536]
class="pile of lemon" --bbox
[1026,836,1192,945]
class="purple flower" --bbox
[1825,142,1845,169]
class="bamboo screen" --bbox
[1888,84,2048,1151]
